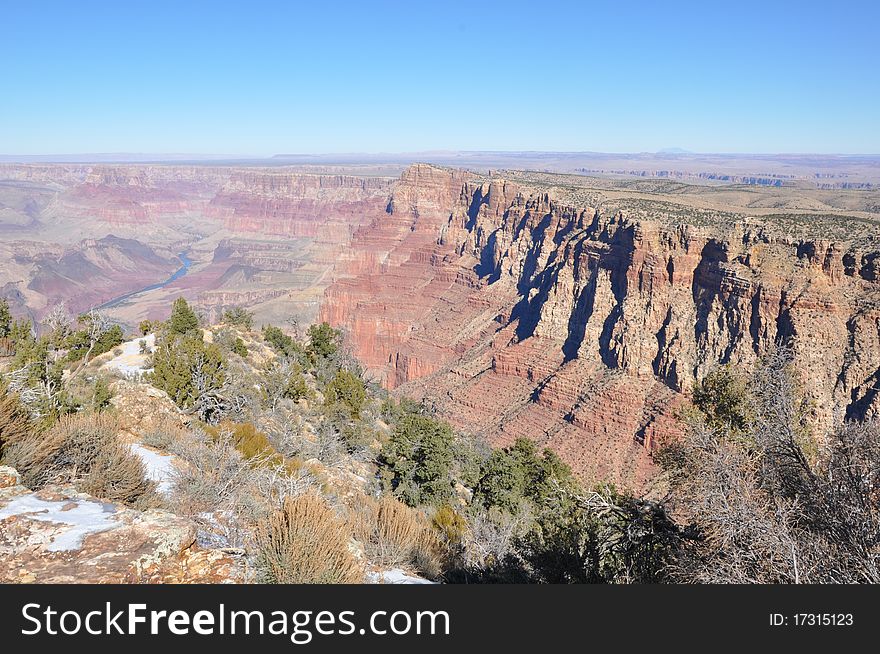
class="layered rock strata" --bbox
[322,165,880,488]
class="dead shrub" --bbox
[3,411,154,507]
[204,420,284,465]
[169,427,318,550]
[0,390,31,457]
[458,505,531,573]
[5,412,117,487]
[168,428,260,517]
[256,493,363,584]
[80,442,158,507]
[347,493,442,576]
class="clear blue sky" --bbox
[2,0,878,155]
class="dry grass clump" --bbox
[6,412,117,487]
[141,416,188,451]
[0,390,31,456]
[346,493,442,576]
[80,442,157,508]
[256,493,363,584]
[3,411,155,506]
[204,420,284,464]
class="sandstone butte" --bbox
[3,162,879,491]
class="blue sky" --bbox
[1,0,878,154]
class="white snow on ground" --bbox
[101,333,155,377]
[367,568,437,585]
[0,494,120,551]
[130,443,175,495]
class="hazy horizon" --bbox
[2,149,880,162]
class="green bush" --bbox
[379,414,455,507]
[9,334,74,426]
[474,448,528,512]
[6,317,34,354]
[262,324,304,360]
[474,438,575,513]
[231,337,248,358]
[511,485,680,583]
[65,323,124,363]
[261,360,309,408]
[92,377,114,410]
[0,298,12,338]
[324,370,366,418]
[168,297,200,335]
[148,332,226,419]
[306,322,340,360]
[380,396,427,423]
[692,366,750,434]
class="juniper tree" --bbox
[306,322,341,360]
[0,298,12,338]
[324,369,365,418]
[168,297,199,335]
[379,414,455,507]
[222,306,254,331]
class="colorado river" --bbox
[95,252,192,310]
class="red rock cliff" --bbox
[321,165,880,489]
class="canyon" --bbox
[2,159,879,489]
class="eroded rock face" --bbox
[0,165,398,329]
[0,475,242,584]
[321,165,880,489]
[207,172,392,238]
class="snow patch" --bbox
[101,333,155,376]
[130,443,175,495]
[367,568,437,585]
[0,494,120,551]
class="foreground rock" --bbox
[0,467,242,584]
[109,379,188,438]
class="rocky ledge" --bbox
[0,466,243,584]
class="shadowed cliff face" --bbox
[322,164,880,489]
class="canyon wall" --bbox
[3,162,879,489]
[322,164,880,489]
[0,165,394,326]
